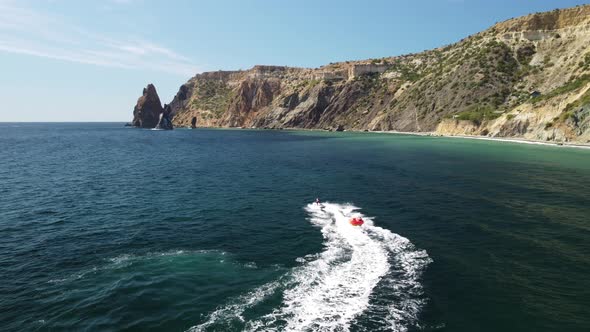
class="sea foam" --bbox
[188,203,431,332]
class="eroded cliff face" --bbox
[437,84,590,143]
[143,5,590,143]
[434,5,590,143]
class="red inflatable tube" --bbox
[349,218,364,226]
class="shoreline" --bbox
[271,126,590,150]
[438,134,590,150]
[269,127,590,150]
[178,125,590,150]
[372,130,590,150]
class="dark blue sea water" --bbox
[1,123,589,332]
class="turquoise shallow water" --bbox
[0,123,589,332]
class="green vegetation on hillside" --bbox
[386,60,423,82]
[561,87,590,121]
[191,80,234,118]
[579,52,590,70]
[455,104,502,124]
[533,74,590,103]
[350,73,389,116]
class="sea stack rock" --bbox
[132,84,164,128]
[191,117,197,129]
[155,104,174,130]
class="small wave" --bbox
[48,266,98,284]
[187,280,284,332]
[243,262,258,269]
[107,249,195,265]
[188,203,431,332]
[48,250,225,285]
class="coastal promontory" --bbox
[132,5,590,143]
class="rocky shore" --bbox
[132,5,590,143]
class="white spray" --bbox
[188,203,432,332]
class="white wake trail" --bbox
[188,202,431,332]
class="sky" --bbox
[1,0,589,122]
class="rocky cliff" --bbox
[132,84,164,128]
[138,5,590,143]
[131,84,173,129]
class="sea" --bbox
[1,123,589,332]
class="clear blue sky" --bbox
[1,0,588,121]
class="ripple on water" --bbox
[38,250,283,331]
